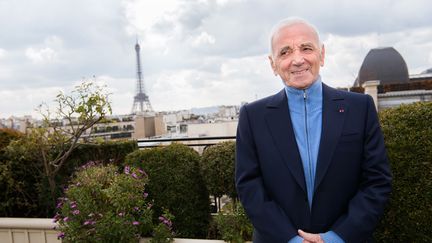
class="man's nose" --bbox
[291,51,305,65]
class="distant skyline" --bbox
[1,0,432,118]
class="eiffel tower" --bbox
[131,41,153,115]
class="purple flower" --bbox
[159,216,173,228]
[63,217,70,222]
[56,201,63,209]
[143,192,149,198]
[81,160,97,169]
[124,166,130,175]
[52,213,61,223]
[138,169,148,177]
[132,221,140,225]
[56,197,65,208]
[131,172,139,179]
[70,201,77,209]
[57,232,65,239]
[83,220,95,225]
[72,210,80,215]
[133,207,139,211]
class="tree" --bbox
[200,141,237,212]
[32,81,111,205]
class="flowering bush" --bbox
[150,210,175,243]
[54,162,173,242]
[215,202,252,243]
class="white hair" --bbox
[268,17,322,56]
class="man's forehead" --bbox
[273,23,319,44]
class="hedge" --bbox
[375,102,432,242]
[0,128,22,151]
[0,139,138,217]
[201,141,237,200]
[125,143,211,238]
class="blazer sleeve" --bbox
[235,105,297,242]
[332,95,392,242]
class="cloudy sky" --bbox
[1,0,432,118]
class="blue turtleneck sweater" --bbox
[285,78,322,208]
[285,77,344,243]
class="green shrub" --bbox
[125,143,210,238]
[55,163,173,242]
[200,141,237,209]
[375,102,432,242]
[150,210,175,243]
[0,138,46,217]
[214,202,253,243]
[67,140,138,167]
[0,128,22,151]
[0,139,138,217]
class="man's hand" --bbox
[298,229,324,243]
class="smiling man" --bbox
[235,18,392,243]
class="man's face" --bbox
[269,23,325,89]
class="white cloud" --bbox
[0,48,6,59]
[2,0,432,118]
[190,32,216,47]
[0,87,63,118]
[24,35,63,64]
[123,0,181,34]
[216,0,246,6]
[25,47,58,64]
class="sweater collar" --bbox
[284,76,323,102]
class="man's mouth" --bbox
[291,68,309,75]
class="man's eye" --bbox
[279,49,291,56]
[302,47,314,53]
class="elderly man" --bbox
[235,18,391,243]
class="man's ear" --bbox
[268,55,277,76]
[320,44,325,67]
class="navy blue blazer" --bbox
[235,84,392,243]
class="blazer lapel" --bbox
[265,90,307,194]
[314,84,347,191]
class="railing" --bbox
[0,218,60,243]
[137,135,236,148]
[0,218,228,243]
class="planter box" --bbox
[0,218,251,243]
[141,239,226,243]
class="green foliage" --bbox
[0,139,137,217]
[64,141,138,172]
[375,102,432,242]
[214,202,253,243]
[0,136,48,217]
[0,128,22,151]
[200,141,237,199]
[0,129,31,216]
[55,163,154,243]
[35,81,112,207]
[150,210,175,243]
[125,144,211,238]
